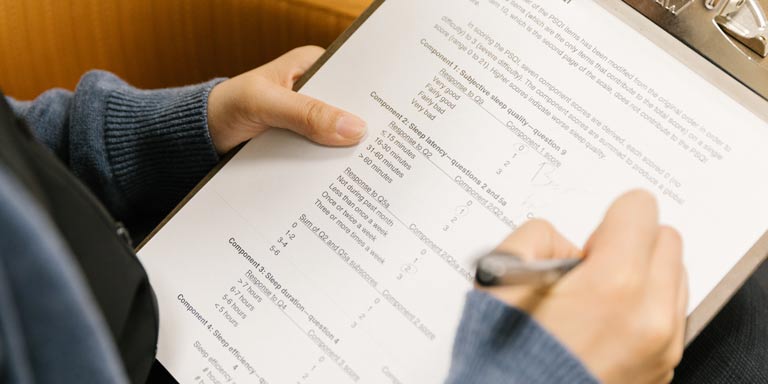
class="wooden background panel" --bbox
[289,0,371,16]
[0,0,371,100]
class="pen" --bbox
[475,252,582,287]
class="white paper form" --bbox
[138,0,768,383]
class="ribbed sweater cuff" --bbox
[103,78,225,214]
[446,290,598,384]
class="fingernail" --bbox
[336,115,367,140]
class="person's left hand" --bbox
[207,46,368,154]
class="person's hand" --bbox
[207,46,367,154]
[484,190,688,384]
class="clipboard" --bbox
[140,2,768,380]
[603,0,768,343]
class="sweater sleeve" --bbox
[446,290,599,384]
[7,71,225,221]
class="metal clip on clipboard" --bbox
[656,0,695,14]
[713,0,768,57]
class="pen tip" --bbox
[475,268,498,287]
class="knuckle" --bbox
[528,218,554,230]
[637,314,675,348]
[601,272,641,297]
[614,190,659,224]
[662,345,684,369]
[659,226,683,248]
[303,100,326,133]
[498,219,561,257]
[664,334,685,367]
[524,218,556,234]
[625,189,658,209]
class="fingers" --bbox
[257,46,368,146]
[676,270,689,333]
[659,371,675,384]
[648,226,687,373]
[669,269,689,366]
[584,190,660,275]
[495,219,581,262]
[648,227,685,314]
[255,84,367,146]
[266,46,326,87]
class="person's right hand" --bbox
[484,190,688,384]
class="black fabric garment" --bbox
[674,261,768,383]
[0,94,158,384]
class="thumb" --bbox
[495,219,581,262]
[481,219,580,310]
[257,83,368,146]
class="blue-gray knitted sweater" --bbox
[0,71,596,384]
